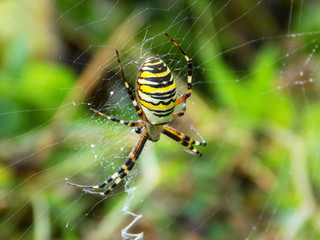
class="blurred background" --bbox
[1,0,320,239]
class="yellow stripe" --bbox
[139,81,175,94]
[139,99,175,110]
[144,61,163,66]
[140,68,170,78]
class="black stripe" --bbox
[187,61,192,76]
[140,98,175,106]
[139,80,174,89]
[162,129,181,142]
[153,108,175,117]
[138,72,171,82]
[148,91,176,100]
[120,172,127,178]
[127,162,135,171]
[134,135,148,158]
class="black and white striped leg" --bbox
[173,94,186,118]
[165,33,192,105]
[162,125,206,156]
[163,125,206,146]
[67,128,148,196]
[116,50,144,119]
[90,108,144,127]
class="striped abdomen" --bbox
[136,57,176,125]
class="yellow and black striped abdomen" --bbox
[136,57,176,125]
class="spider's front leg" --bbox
[165,33,192,105]
[67,128,148,195]
[90,108,144,127]
[116,50,144,119]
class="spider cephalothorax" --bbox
[67,33,206,195]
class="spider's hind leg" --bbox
[173,92,187,118]
[66,170,122,190]
[67,128,148,196]
[162,125,206,156]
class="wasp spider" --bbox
[67,33,206,195]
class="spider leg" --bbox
[162,125,206,156]
[90,108,144,127]
[116,50,144,119]
[165,33,192,105]
[173,95,186,118]
[67,128,148,196]
[163,125,206,146]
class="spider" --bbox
[67,33,206,195]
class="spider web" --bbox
[1,0,320,239]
